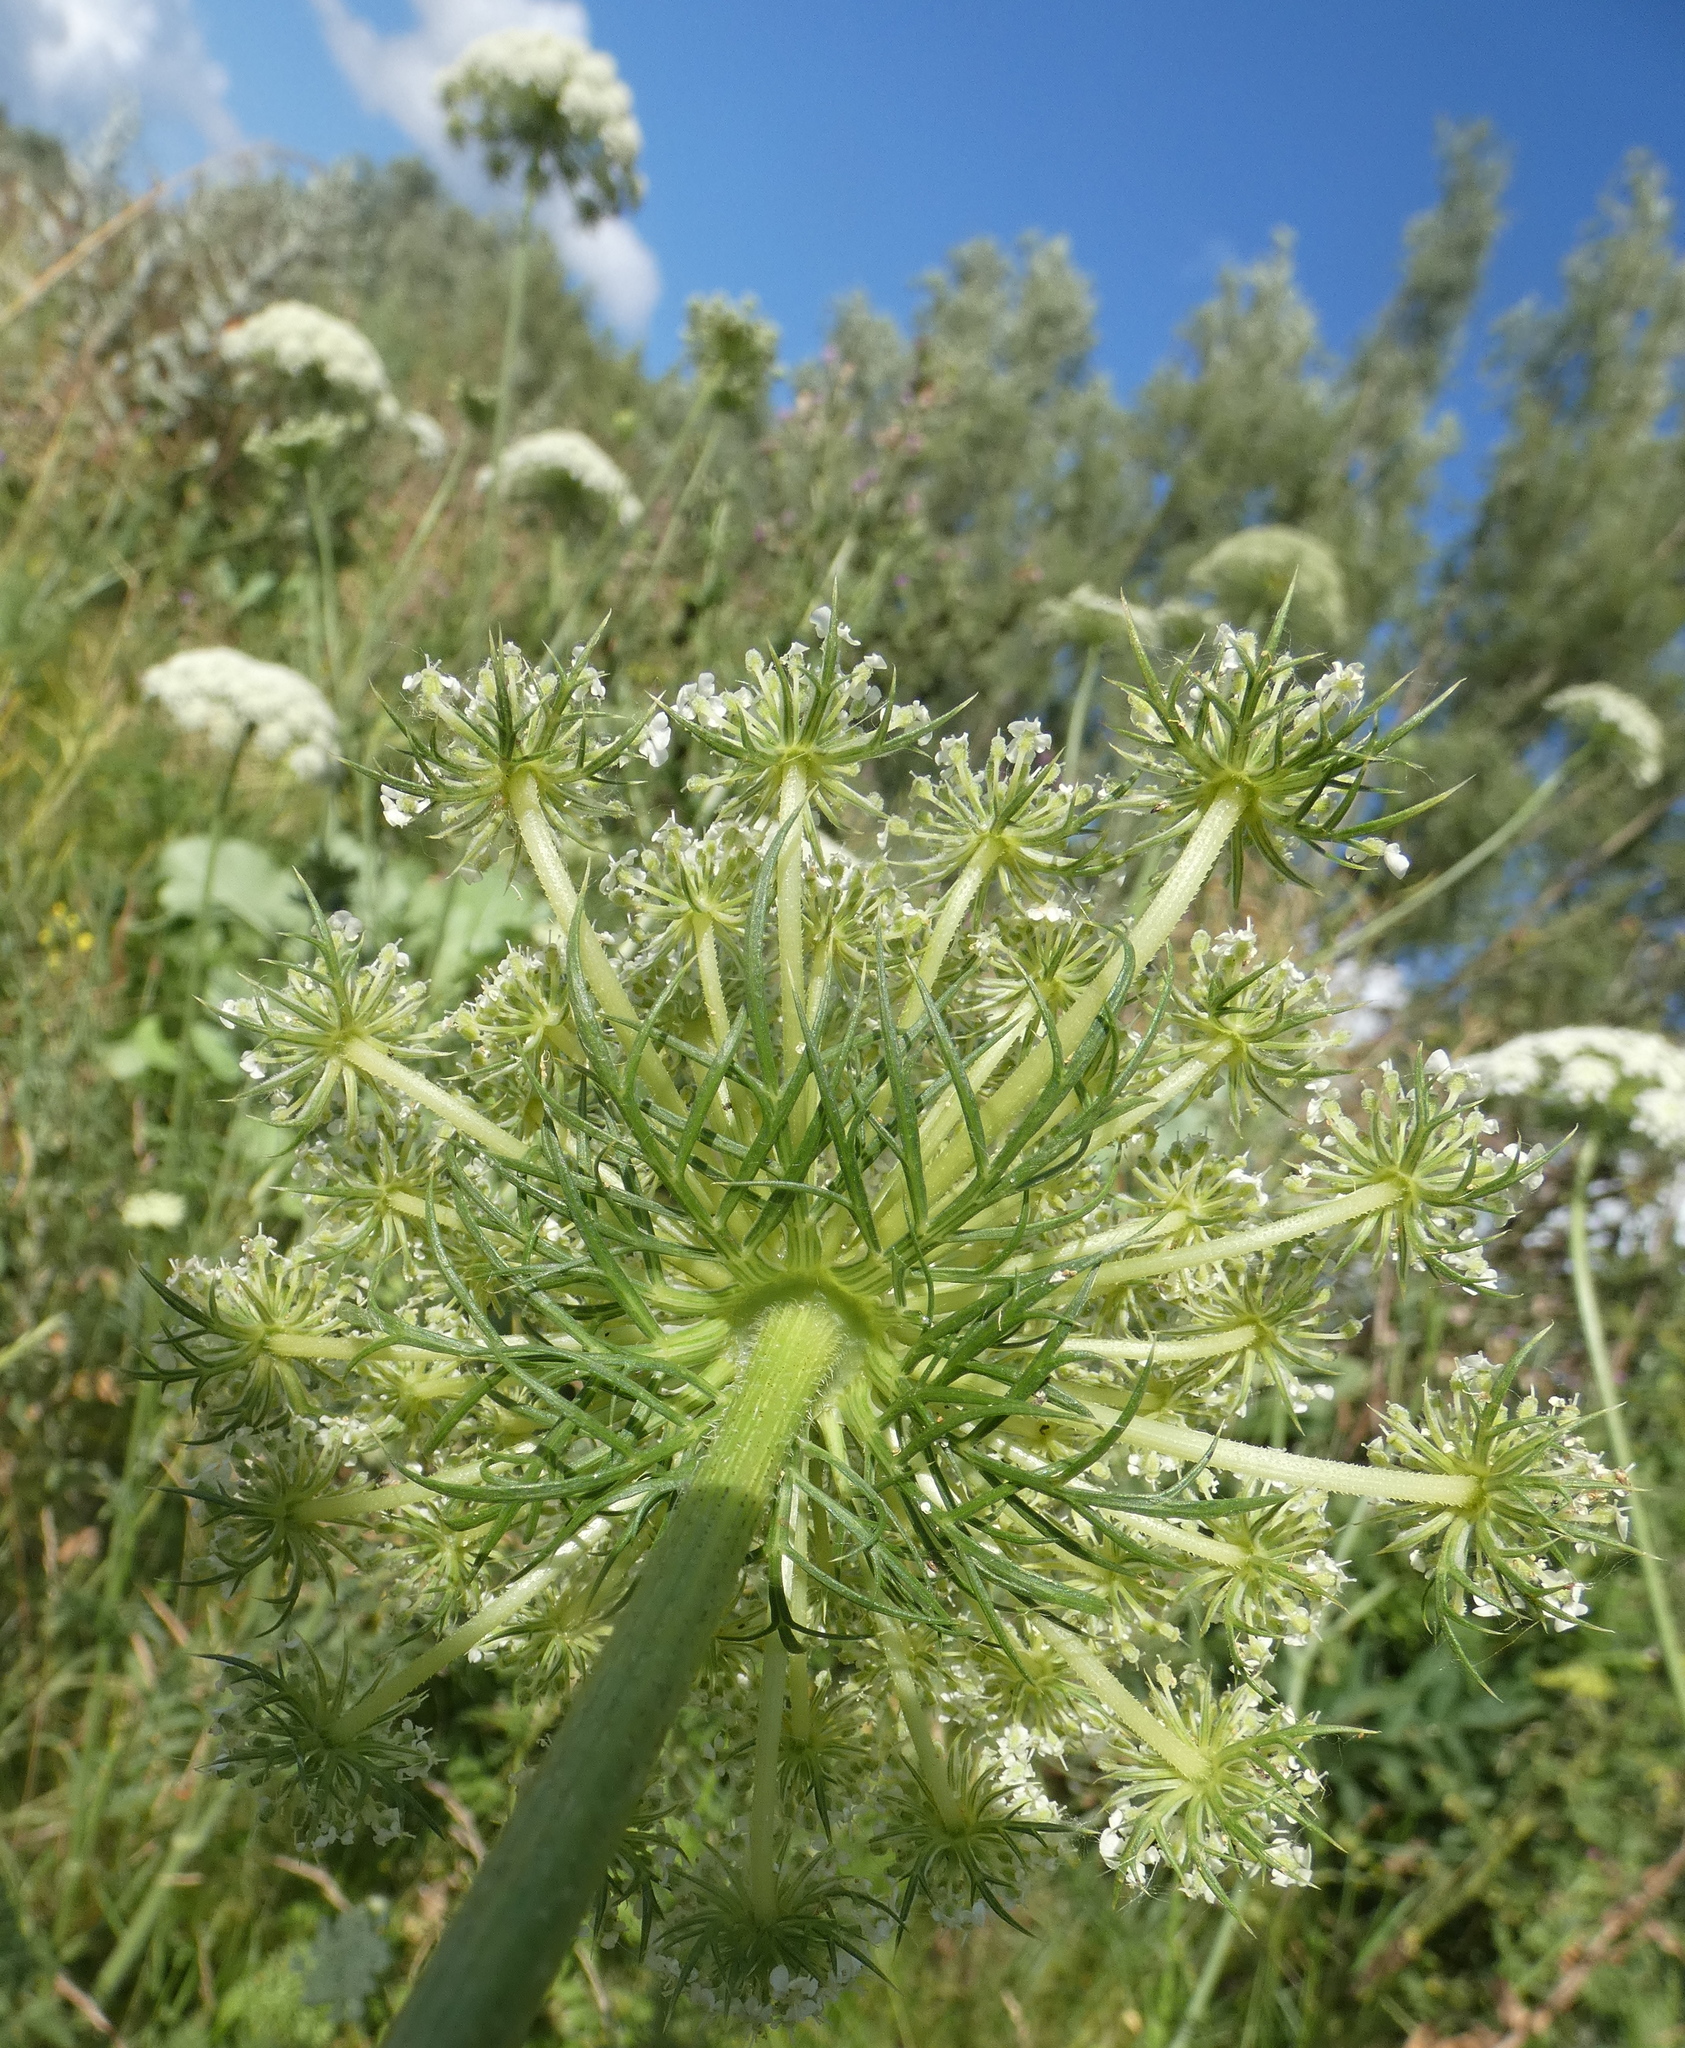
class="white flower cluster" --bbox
[1547,682,1665,788]
[1473,1025,1685,1152]
[476,428,642,525]
[140,648,339,782]
[437,28,642,171]
[219,301,399,421]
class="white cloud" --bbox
[308,0,660,335]
[0,0,241,158]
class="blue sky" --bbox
[5,0,1683,441]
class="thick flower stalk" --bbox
[160,614,1622,2045]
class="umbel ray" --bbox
[155,600,1624,2044]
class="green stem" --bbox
[1078,1406,1476,1507]
[331,1549,582,1741]
[1043,1621,1207,1778]
[91,1784,235,2003]
[900,853,990,1028]
[341,434,472,727]
[470,187,534,651]
[628,413,722,617]
[886,1638,963,1830]
[508,771,684,1115]
[382,1293,850,2048]
[917,789,1245,1210]
[1569,1134,1685,1727]
[1061,1323,1265,1365]
[1327,757,1577,962]
[1073,1181,1394,1291]
[164,722,254,1178]
[305,465,342,692]
[748,1640,789,1920]
[1065,643,1103,785]
[777,764,809,1078]
[342,1037,527,1162]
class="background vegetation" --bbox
[2,111,1683,2045]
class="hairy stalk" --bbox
[507,770,685,1114]
[1074,1182,1396,1292]
[1569,1135,1685,1725]
[777,763,809,1077]
[1063,1325,1265,1365]
[1043,1622,1207,1779]
[886,1639,963,1831]
[900,853,990,1028]
[1076,1407,1478,1507]
[910,790,1245,1220]
[1328,756,1577,961]
[383,1293,851,2048]
[749,1639,790,1920]
[341,1037,528,1161]
[331,1550,585,1741]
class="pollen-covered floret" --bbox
[890,723,1115,905]
[1112,622,1440,892]
[672,618,930,828]
[1368,1351,1627,1631]
[219,911,434,1128]
[1291,1056,1547,1287]
[1093,1663,1325,1902]
[380,641,634,873]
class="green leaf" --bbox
[190,1019,245,1082]
[405,864,538,999]
[98,1013,179,1080]
[298,1905,389,2025]
[158,836,309,937]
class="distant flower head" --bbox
[1546,683,1665,788]
[220,301,399,422]
[122,1190,187,1230]
[438,27,643,217]
[1039,583,1134,648]
[683,293,781,414]
[141,648,339,783]
[1472,1026,1685,1152]
[1188,525,1348,650]
[476,428,641,526]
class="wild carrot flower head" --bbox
[219,300,400,422]
[161,610,1623,2017]
[140,647,339,782]
[438,27,643,214]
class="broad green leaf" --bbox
[158,837,309,937]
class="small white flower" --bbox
[1382,841,1411,879]
[638,711,672,768]
[122,1190,187,1230]
[380,784,432,830]
[809,604,833,636]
